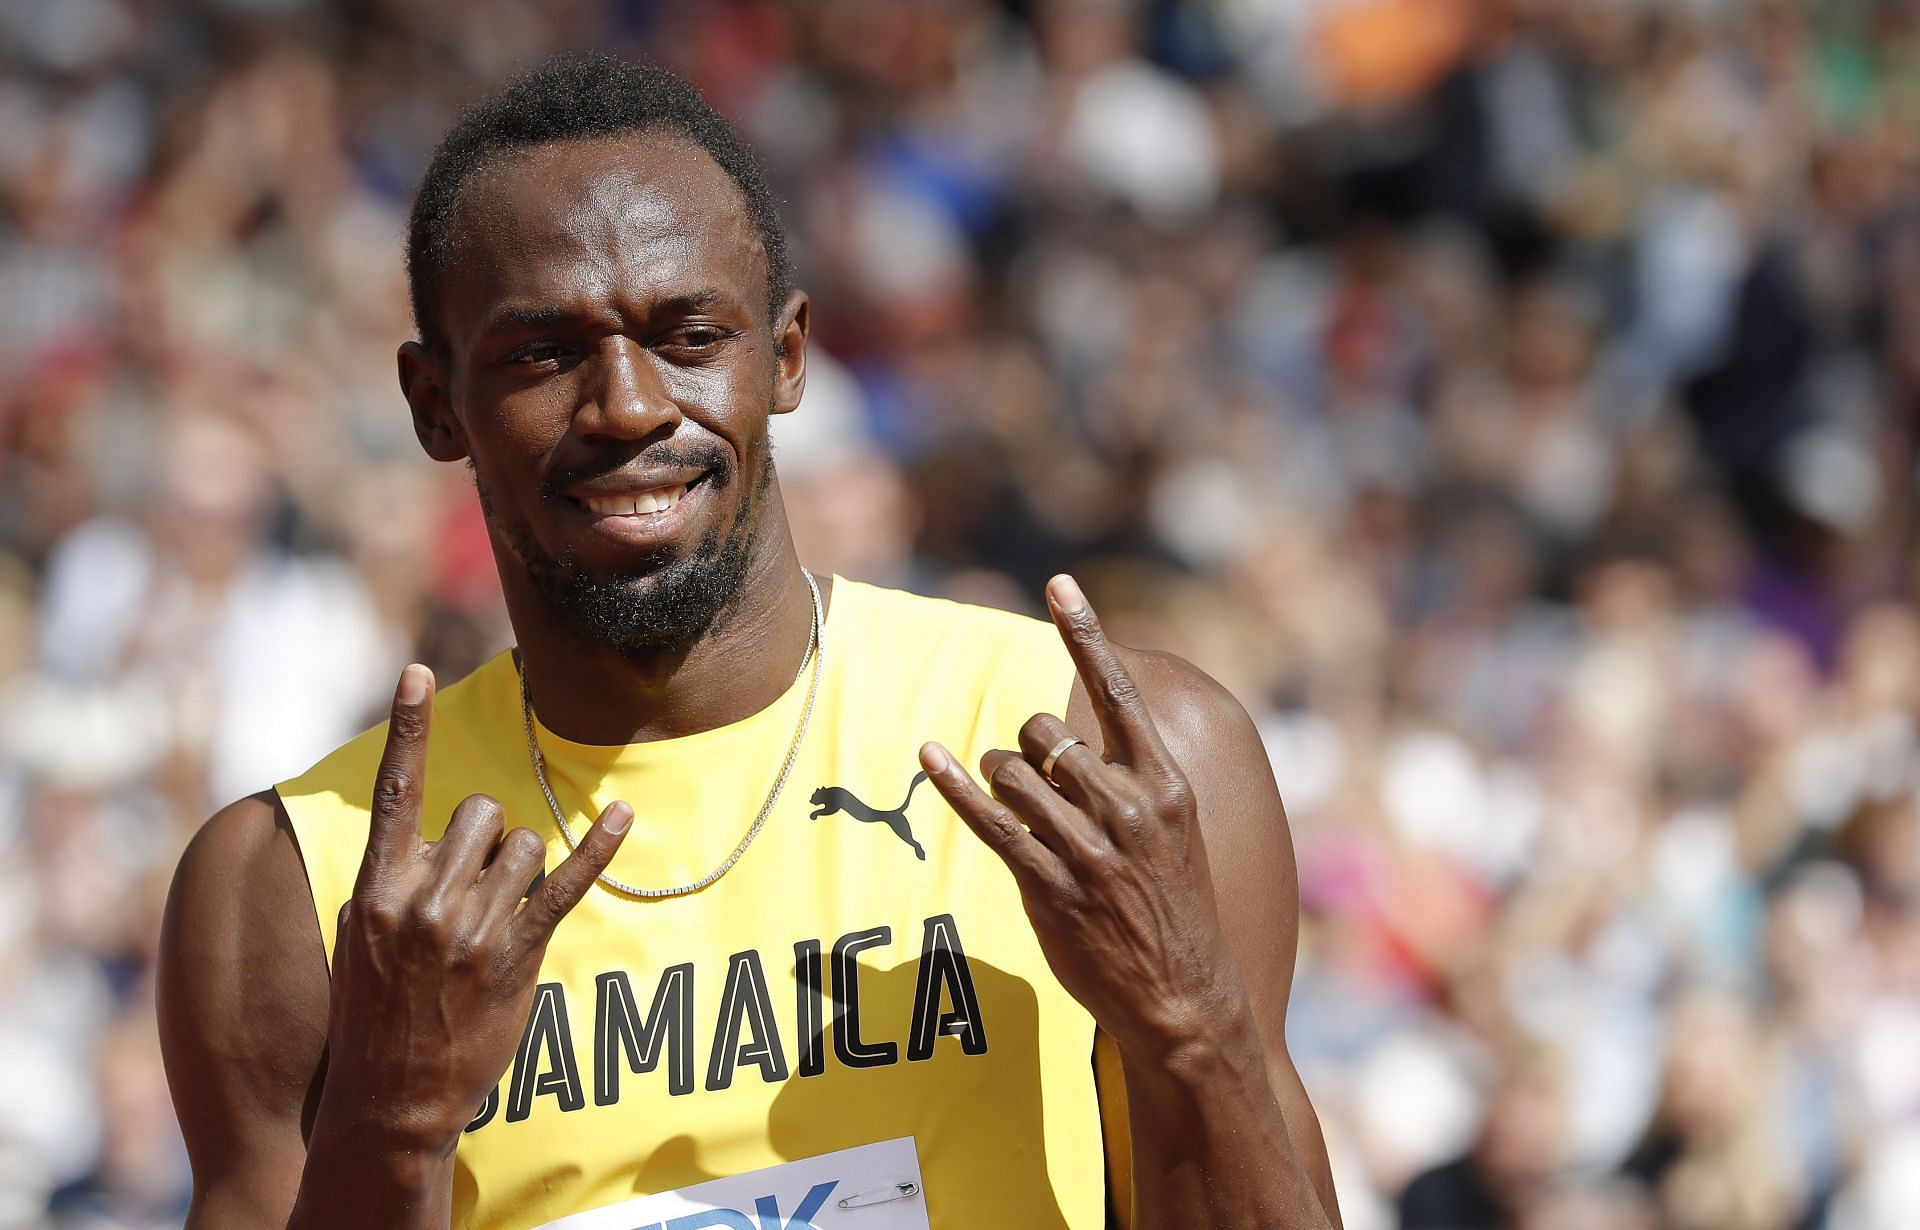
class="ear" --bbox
[770,290,810,416]
[397,341,469,463]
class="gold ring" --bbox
[1039,735,1086,785]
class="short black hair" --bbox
[405,53,792,352]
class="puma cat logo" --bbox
[809,771,929,860]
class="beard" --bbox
[478,434,773,658]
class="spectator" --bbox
[4,2,1920,1225]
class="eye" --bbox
[505,340,574,367]
[663,326,735,355]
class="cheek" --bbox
[664,365,749,432]
[461,382,578,472]
[673,375,771,465]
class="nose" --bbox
[574,335,682,442]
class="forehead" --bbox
[438,133,766,340]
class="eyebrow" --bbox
[657,289,739,315]
[478,289,744,336]
[486,305,572,332]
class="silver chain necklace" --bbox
[516,569,826,899]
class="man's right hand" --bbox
[318,663,632,1154]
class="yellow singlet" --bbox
[277,579,1107,1230]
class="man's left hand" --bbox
[919,574,1248,1058]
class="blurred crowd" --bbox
[4,0,1920,1227]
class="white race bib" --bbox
[534,1137,930,1230]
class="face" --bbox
[399,133,807,654]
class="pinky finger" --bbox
[920,742,1061,887]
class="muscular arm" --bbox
[158,667,631,1230]
[922,579,1338,1230]
[157,792,456,1229]
[1073,654,1341,1229]
[157,792,328,1228]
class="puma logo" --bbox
[809,771,929,860]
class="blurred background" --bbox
[3,0,1919,1226]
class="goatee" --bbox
[480,440,772,658]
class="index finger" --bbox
[1045,574,1170,770]
[360,664,435,881]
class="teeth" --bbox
[583,484,686,518]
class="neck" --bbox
[502,513,827,746]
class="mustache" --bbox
[538,442,735,503]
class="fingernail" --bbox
[1048,574,1087,614]
[601,802,633,835]
[920,742,951,773]
[398,664,430,704]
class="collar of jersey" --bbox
[510,574,849,774]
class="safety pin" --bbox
[837,1181,920,1208]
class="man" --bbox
[156,55,1341,1230]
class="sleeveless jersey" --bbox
[276,579,1107,1230]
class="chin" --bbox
[531,525,755,657]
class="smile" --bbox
[578,483,688,518]
[565,474,713,551]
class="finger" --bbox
[361,664,435,882]
[1045,575,1171,770]
[477,826,550,917]
[515,801,633,943]
[919,743,1061,886]
[428,793,507,893]
[980,750,1096,859]
[1017,712,1102,807]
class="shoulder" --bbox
[160,790,328,1029]
[163,789,312,956]
[166,791,310,924]
[1093,645,1271,782]
[1067,644,1292,872]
